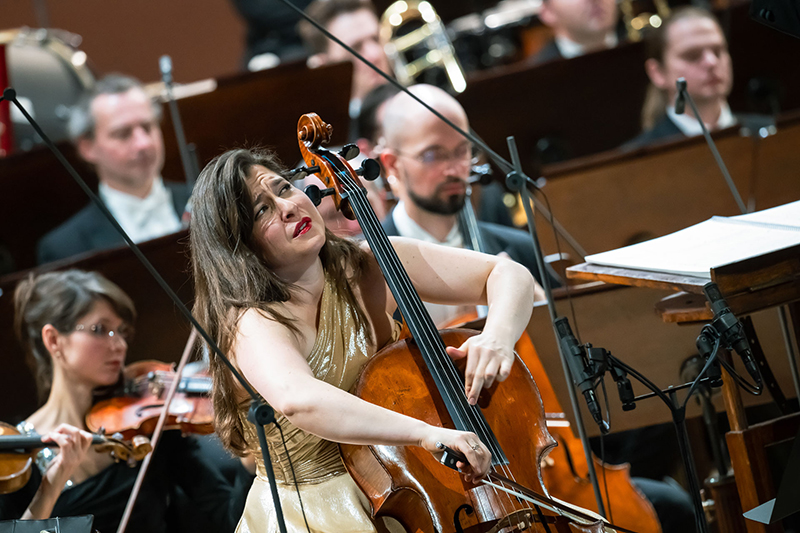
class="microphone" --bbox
[554,317,608,433]
[159,55,173,85]
[703,282,762,385]
[674,77,687,115]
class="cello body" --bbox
[342,329,580,533]
[297,112,611,532]
[438,313,661,533]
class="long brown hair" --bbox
[189,147,371,455]
[641,7,722,130]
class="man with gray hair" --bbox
[37,74,191,264]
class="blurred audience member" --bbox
[532,0,621,64]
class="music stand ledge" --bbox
[567,245,800,533]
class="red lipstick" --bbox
[294,217,312,238]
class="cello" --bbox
[453,188,662,533]
[296,113,625,533]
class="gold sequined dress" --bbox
[236,273,399,533]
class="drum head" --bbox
[4,28,95,152]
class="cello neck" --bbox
[320,147,509,465]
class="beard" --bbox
[408,182,466,215]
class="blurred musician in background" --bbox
[626,7,735,148]
[36,75,192,265]
[231,0,314,70]
[532,0,621,64]
[355,82,401,160]
[0,270,244,533]
[298,0,392,127]
[378,84,553,325]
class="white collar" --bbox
[99,176,164,207]
[391,201,463,247]
[666,102,737,137]
[349,98,362,119]
[98,177,182,243]
[554,32,618,59]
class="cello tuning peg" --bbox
[287,165,321,180]
[338,143,360,161]
[304,184,336,206]
[356,159,381,181]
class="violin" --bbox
[296,113,626,532]
[451,186,662,533]
[86,360,213,440]
[0,421,151,495]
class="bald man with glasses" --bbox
[378,85,555,324]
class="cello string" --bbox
[456,194,525,509]
[335,160,516,516]
[330,156,478,435]
[341,181,513,521]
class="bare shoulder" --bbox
[235,307,306,356]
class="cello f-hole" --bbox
[454,503,475,532]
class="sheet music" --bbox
[730,199,800,228]
[586,201,800,278]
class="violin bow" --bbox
[438,444,637,533]
[116,328,199,533]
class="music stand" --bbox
[744,424,800,524]
[0,515,93,533]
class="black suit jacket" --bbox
[621,114,684,151]
[37,181,192,265]
[381,211,560,288]
[530,40,564,66]
[622,112,770,151]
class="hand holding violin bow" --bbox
[0,421,151,497]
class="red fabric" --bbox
[0,44,13,157]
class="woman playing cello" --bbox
[189,147,536,532]
[0,269,246,533]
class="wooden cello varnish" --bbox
[296,112,615,532]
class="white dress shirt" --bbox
[391,201,463,247]
[666,102,737,137]
[392,202,478,326]
[99,177,182,244]
[554,33,619,59]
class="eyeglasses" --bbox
[73,323,134,344]
[394,143,474,166]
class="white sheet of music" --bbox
[585,201,800,278]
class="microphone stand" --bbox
[0,87,290,533]
[503,135,607,517]
[554,277,768,533]
[674,77,748,215]
[159,55,200,188]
